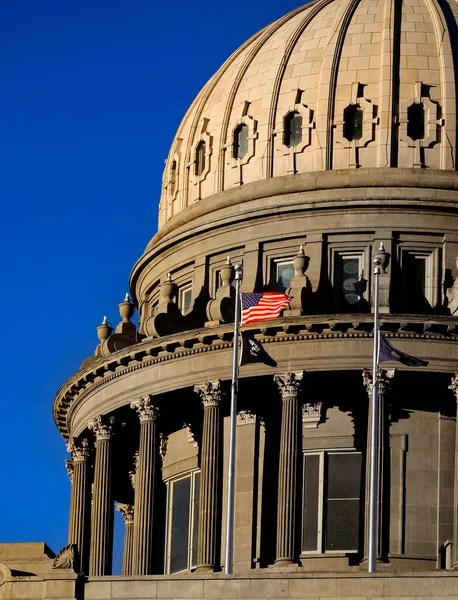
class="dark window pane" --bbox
[196,142,206,176]
[402,253,429,312]
[407,103,425,140]
[234,124,249,159]
[170,477,191,573]
[191,472,200,567]
[327,453,362,499]
[343,105,363,141]
[325,499,360,551]
[170,161,177,195]
[276,261,295,292]
[284,112,303,147]
[341,257,361,306]
[302,454,320,552]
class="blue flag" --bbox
[379,334,428,367]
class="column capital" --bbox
[130,395,160,422]
[65,460,74,483]
[362,368,396,397]
[274,371,304,398]
[116,503,134,525]
[88,415,114,441]
[194,380,222,408]
[67,438,90,462]
[449,372,458,400]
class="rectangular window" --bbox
[401,251,432,312]
[273,258,295,292]
[178,284,193,315]
[334,252,364,312]
[302,451,362,554]
[166,471,200,574]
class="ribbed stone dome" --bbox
[158,0,458,228]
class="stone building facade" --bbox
[3,0,458,598]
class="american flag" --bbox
[241,292,291,326]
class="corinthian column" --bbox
[67,438,91,573]
[274,371,304,565]
[362,368,395,564]
[88,415,114,576]
[116,504,135,575]
[194,380,222,572]
[130,395,159,575]
[449,374,458,569]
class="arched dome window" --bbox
[284,111,303,147]
[195,141,206,176]
[343,105,363,142]
[233,123,249,159]
[407,102,425,141]
[169,160,177,196]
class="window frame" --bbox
[165,470,200,574]
[178,283,193,316]
[272,257,295,292]
[301,450,362,556]
[332,249,367,313]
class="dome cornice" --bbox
[54,313,458,440]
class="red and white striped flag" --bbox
[241,292,291,326]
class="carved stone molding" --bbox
[194,380,222,408]
[88,415,114,441]
[116,503,134,525]
[449,372,458,401]
[361,368,396,397]
[237,410,256,425]
[159,433,168,460]
[130,395,160,423]
[66,437,90,463]
[65,460,74,483]
[0,563,11,587]
[51,544,76,570]
[274,371,304,398]
[302,402,323,428]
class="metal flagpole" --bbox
[224,263,243,575]
[368,253,383,573]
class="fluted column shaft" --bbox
[362,368,395,563]
[274,371,304,565]
[88,416,114,576]
[116,504,135,576]
[67,438,91,573]
[194,381,222,571]
[131,396,159,575]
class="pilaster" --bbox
[194,380,223,572]
[116,504,135,576]
[273,371,304,565]
[448,373,458,569]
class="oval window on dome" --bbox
[233,123,249,159]
[195,141,206,176]
[343,105,363,142]
[407,102,425,141]
[284,112,303,147]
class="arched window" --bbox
[284,111,303,147]
[343,105,363,141]
[407,102,425,141]
[169,161,177,196]
[195,141,206,176]
[233,123,249,159]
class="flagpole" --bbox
[368,253,383,573]
[224,262,243,575]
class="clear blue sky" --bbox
[0,0,302,572]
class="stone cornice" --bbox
[53,313,458,440]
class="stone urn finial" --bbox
[119,293,134,323]
[220,256,234,287]
[97,316,113,342]
[374,242,390,274]
[161,273,176,303]
[293,244,307,277]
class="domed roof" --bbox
[158,0,458,228]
